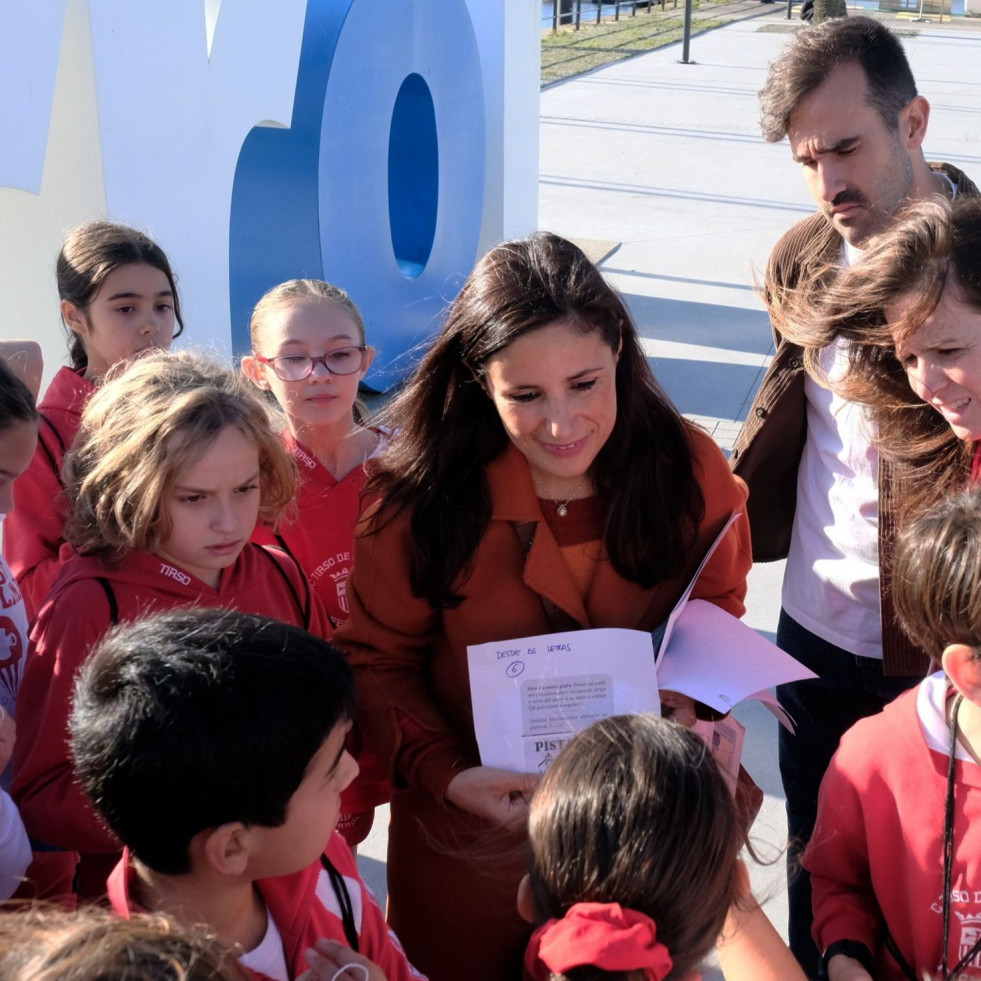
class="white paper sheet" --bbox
[467,628,660,774]
[655,510,743,666]
[655,599,816,714]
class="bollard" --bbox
[680,0,694,63]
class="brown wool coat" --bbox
[334,428,752,981]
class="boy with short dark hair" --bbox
[804,488,981,981]
[70,607,424,981]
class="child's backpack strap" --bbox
[257,546,312,631]
[36,413,68,489]
[95,577,119,625]
[273,532,298,564]
[320,853,359,952]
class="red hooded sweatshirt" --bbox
[108,835,426,981]
[252,430,379,630]
[2,367,94,621]
[12,544,330,864]
[253,431,389,823]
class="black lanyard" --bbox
[887,694,981,981]
[940,695,981,980]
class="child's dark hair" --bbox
[526,715,741,981]
[69,608,355,875]
[58,220,184,371]
[0,357,39,433]
[892,488,981,663]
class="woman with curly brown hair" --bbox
[777,195,981,525]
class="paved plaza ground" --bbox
[358,8,981,971]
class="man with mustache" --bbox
[729,17,978,978]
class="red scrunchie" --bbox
[524,902,674,980]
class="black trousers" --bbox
[775,609,921,979]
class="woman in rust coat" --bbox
[334,233,752,981]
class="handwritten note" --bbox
[467,629,660,774]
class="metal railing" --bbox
[542,0,679,32]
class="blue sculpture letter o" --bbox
[228,0,486,387]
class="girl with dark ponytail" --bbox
[2,220,181,618]
[523,715,803,981]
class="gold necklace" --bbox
[536,479,587,517]
[555,497,575,518]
